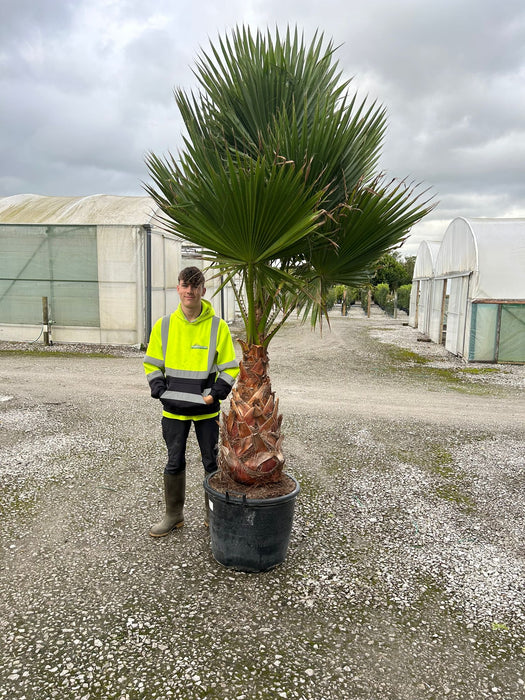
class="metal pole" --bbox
[144,225,152,344]
[42,296,50,346]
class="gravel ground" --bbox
[1,304,524,700]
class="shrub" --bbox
[373,283,390,309]
[325,287,338,310]
[347,287,359,305]
[397,284,412,313]
[384,298,395,316]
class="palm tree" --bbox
[145,26,434,488]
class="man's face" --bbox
[177,280,205,315]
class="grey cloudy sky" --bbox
[1,0,524,254]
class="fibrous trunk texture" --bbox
[219,340,284,485]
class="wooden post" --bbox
[42,296,50,346]
[367,289,371,318]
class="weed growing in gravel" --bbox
[422,445,476,512]
[426,445,454,471]
[380,344,506,396]
[389,439,477,513]
[460,367,499,374]
[433,481,476,512]
[391,440,453,471]
[385,347,431,364]
[0,488,38,519]
[0,349,116,359]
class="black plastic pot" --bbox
[203,473,300,573]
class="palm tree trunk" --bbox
[219,340,285,485]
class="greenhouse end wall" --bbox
[0,224,181,346]
[0,223,102,343]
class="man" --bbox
[143,266,239,537]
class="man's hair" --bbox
[178,266,205,287]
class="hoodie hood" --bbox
[174,298,215,325]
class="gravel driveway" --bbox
[1,305,524,700]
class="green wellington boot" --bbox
[149,472,185,537]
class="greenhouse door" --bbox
[409,280,420,327]
[440,280,449,345]
[420,280,433,336]
[429,279,444,343]
[445,275,469,357]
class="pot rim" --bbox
[204,471,300,507]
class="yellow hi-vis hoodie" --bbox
[143,299,239,420]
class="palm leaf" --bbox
[146,149,323,264]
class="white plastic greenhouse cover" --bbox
[408,240,442,330]
[0,194,159,225]
[435,217,525,300]
[413,240,441,279]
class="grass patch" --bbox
[0,489,38,519]
[425,447,476,512]
[394,441,477,513]
[381,345,500,395]
[0,349,117,359]
[434,482,476,512]
[394,443,455,473]
[385,346,430,364]
[423,366,462,382]
[426,446,454,472]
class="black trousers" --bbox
[161,416,219,475]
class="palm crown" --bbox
[145,26,434,485]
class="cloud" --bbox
[0,0,74,44]
[1,0,525,256]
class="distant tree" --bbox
[403,255,416,281]
[371,252,412,291]
[333,285,347,304]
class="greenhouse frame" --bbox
[409,217,525,363]
[0,194,236,346]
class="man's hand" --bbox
[202,394,214,405]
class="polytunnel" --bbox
[410,217,525,363]
[408,240,441,334]
[0,194,236,346]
